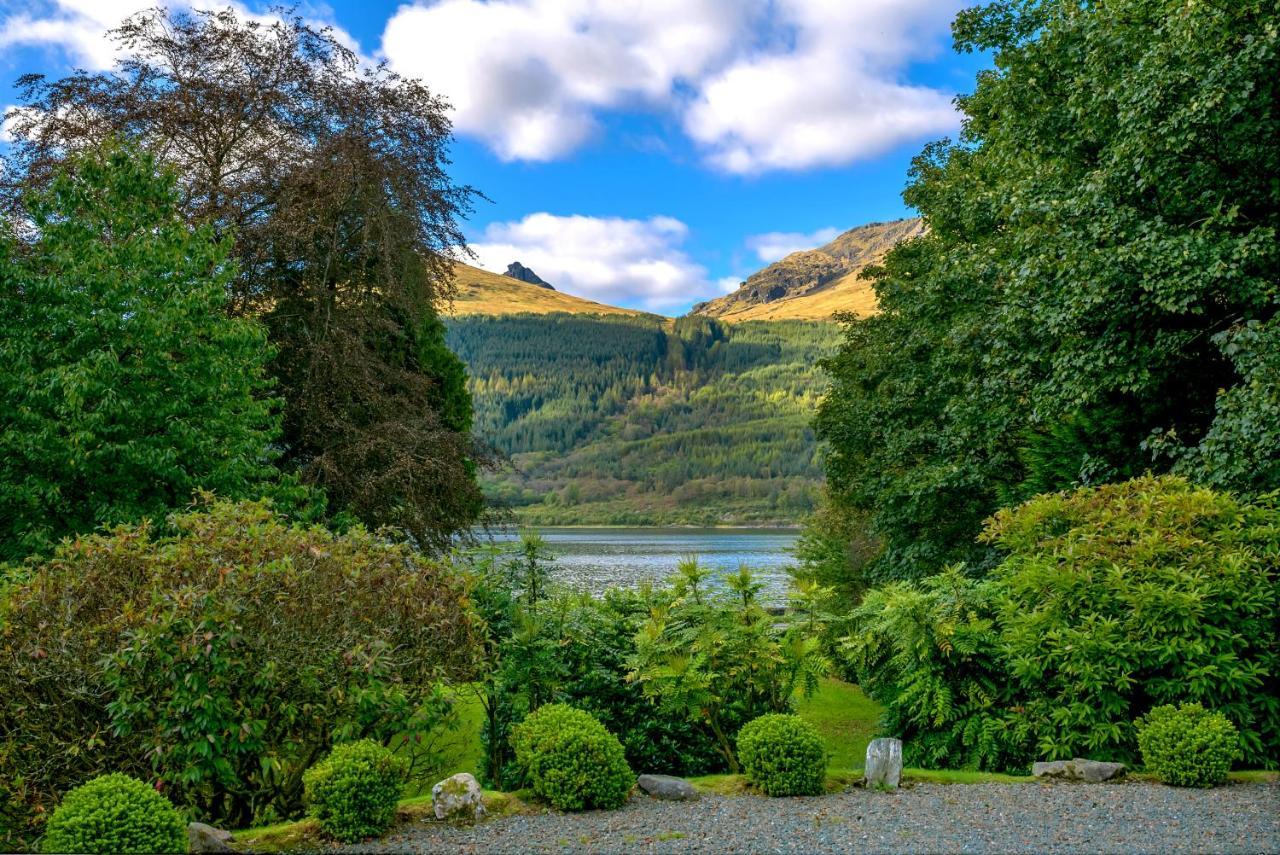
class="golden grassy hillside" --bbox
[693,218,924,322]
[446,262,651,317]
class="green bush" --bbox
[303,740,407,843]
[842,568,1033,772]
[985,477,1279,766]
[843,477,1279,773]
[511,704,634,811]
[736,714,827,797]
[40,774,185,855]
[1137,704,1241,788]
[0,499,479,840]
[629,560,829,770]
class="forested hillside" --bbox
[447,315,841,525]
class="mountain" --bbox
[504,261,555,289]
[447,261,649,317]
[446,315,841,526]
[692,218,924,322]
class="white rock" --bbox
[431,772,486,822]
[865,737,903,789]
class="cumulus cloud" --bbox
[380,0,965,171]
[0,0,364,72]
[381,0,750,162]
[746,227,841,263]
[469,213,721,311]
[685,0,963,173]
[6,0,969,173]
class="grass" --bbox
[394,686,487,797]
[797,677,883,769]
[230,789,535,853]
[448,262,651,318]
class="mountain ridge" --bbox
[691,217,924,322]
[447,261,653,317]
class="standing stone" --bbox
[637,774,700,801]
[864,738,903,789]
[432,772,486,821]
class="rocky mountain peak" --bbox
[504,261,555,290]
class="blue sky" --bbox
[0,0,990,314]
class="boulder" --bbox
[432,772,486,821]
[637,774,700,801]
[1032,758,1126,783]
[188,822,234,853]
[864,737,903,789]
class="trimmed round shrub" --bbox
[302,740,407,842]
[737,714,827,796]
[40,774,185,855]
[1137,703,1241,788]
[511,704,635,811]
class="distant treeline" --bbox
[446,315,842,525]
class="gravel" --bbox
[333,780,1279,854]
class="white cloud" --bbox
[746,227,841,263]
[381,0,965,171]
[684,0,963,173]
[5,0,969,173]
[0,1,365,72]
[469,213,721,311]
[381,0,751,162]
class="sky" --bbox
[0,0,990,315]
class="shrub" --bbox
[985,476,1279,766]
[842,477,1279,773]
[0,499,479,839]
[40,774,185,855]
[842,568,1033,772]
[1137,704,1241,788]
[303,740,407,842]
[629,560,829,770]
[510,704,634,811]
[736,714,827,797]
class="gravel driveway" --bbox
[335,780,1279,854]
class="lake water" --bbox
[483,527,800,603]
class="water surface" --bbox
[484,526,799,603]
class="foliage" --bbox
[817,0,1279,579]
[1135,704,1241,788]
[792,499,879,608]
[468,534,559,789]
[550,589,726,777]
[629,559,830,771]
[466,542,722,789]
[842,569,1033,772]
[0,499,479,839]
[0,144,276,562]
[510,704,634,811]
[4,7,488,549]
[449,315,840,525]
[302,740,407,843]
[844,477,1279,772]
[39,774,185,855]
[984,476,1279,767]
[736,714,827,797]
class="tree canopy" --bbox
[3,7,487,549]
[0,145,277,561]
[817,0,1279,580]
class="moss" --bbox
[231,818,323,854]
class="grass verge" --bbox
[230,789,535,853]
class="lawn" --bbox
[796,677,883,770]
